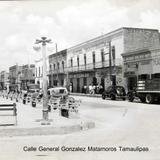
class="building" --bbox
[48,49,67,87]
[122,48,160,90]
[121,28,160,91]
[67,27,160,93]
[0,71,9,90]
[20,64,35,90]
[35,58,49,89]
[9,64,22,91]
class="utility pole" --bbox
[35,37,52,125]
[104,41,114,86]
[108,41,112,82]
[55,43,59,86]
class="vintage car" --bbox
[47,87,69,111]
[102,85,126,100]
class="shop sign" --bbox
[140,60,150,65]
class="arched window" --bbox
[62,61,64,71]
[84,54,86,65]
[57,62,60,70]
[77,56,79,67]
[101,49,105,62]
[92,51,95,64]
[71,58,73,67]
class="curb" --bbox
[70,93,101,98]
[0,121,95,137]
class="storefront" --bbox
[122,48,160,91]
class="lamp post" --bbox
[35,37,52,125]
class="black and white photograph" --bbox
[0,0,160,159]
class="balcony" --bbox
[47,58,122,74]
[67,58,122,73]
[47,68,66,75]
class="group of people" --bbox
[82,83,104,94]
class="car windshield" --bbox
[50,88,67,95]
[116,86,125,92]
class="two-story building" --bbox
[67,27,160,93]
[0,71,9,90]
[20,64,35,90]
[121,28,160,91]
[48,49,67,87]
[9,64,22,91]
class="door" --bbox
[77,78,80,93]
[127,76,137,90]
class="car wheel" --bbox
[146,94,154,104]
[122,98,126,101]
[139,97,146,103]
[110,94,116,100]
[102,94,106,100]
[32,102,36,107]
[128,93,134,102]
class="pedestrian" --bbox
[89,84,92,94]
[92,84,96,94]
[69,82,73,93]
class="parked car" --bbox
[47,87,69,111]
[102,85,126,100]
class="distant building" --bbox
[0,71,9,90]
[9,64,22,91]
[35,58,49,89]
[20,64,35,90]
[48,49,67,87]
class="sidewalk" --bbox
[0,97,95,137]
[70,92,101,98]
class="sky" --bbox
[0,0,160,71]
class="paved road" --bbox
[0,96,160,160]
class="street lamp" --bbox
[35,37,52,125]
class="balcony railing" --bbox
[67,58,122,72]
[47,58,122,74]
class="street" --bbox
[0,96,160,160]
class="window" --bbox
[92,51,95,64]
[57,62,60,70]
[36,68,37,77]
[54,64,56,70]
[50,64,52,71]
[84,54,86,65]
[71,58,73,67]
[101,49,104,62]
[83,77,87,86]
[39,67,40,77]
[77,56,79,67]
[62,61,64,71]
[112,46,115,60]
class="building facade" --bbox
[122,48,160,90]
[121,28,160,91]
[20,64,35,90]
[9,65,22,91]
[67,27,160,93]
[0,71,9,90]
[35,58,49,89]
[48,49,67,87]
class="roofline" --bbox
[67,27,159,51]
[121,47,160,57]
[67,27,124,51]
[49,49,67,58]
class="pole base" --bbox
[35,109,53,125]
[41,120,51,125]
